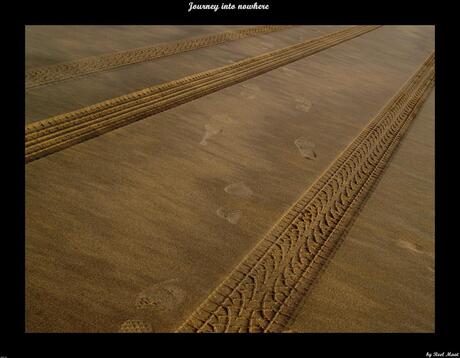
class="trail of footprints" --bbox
[217,182,254,225]
[176,53,434,333]
[116,48,435,335]
[119,81,317,332]
[202,85,315,225]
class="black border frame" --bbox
[2,1,456,357]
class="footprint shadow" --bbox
[295,137,317,160]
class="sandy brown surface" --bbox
[25,25,434,332]
[288,90,435,333]
[25,25,248,69]
[25,26,346,123]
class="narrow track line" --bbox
[25,25,292,89]
[25,25,380,163]
[176,52,435,333]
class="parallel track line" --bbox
[25,25,292,89]
[176,52,435,333]
[25,25,380,163]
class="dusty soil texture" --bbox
[25,25,434,332]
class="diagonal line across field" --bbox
[25,25,380,163]
[176,52,435,333]
[25,25,292,89]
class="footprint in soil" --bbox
[224,182,254,198]
[135,279,186,312]
[294,96,312,113]
[216,207,242,224]
[119,319,153,333]
[294,137,317,160]
[397,240,424,254]
[200,123,223,145]
[240,83,261,100]
[199,114,236,145]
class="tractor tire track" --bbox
[25,26,292,89]
[25,25,380,163]
[176,52,435,333]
